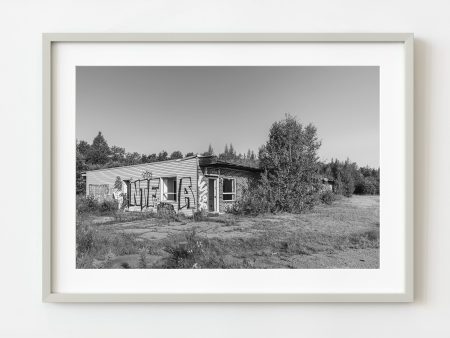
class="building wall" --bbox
[85,157,199,215]
[200,166,260,213]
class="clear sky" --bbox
[76,66,379,168]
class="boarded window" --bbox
[162,177,177,201]
[88,184,109,198]
[223,178,235,201]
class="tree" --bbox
[110,146,126,163]
[259,115,322,213]
[125,152,141,165]
[142,153,157,163]
[341,160,355,197]
[157,150,168,161]
[170,150,183,159]
[76,140,90,159]
[185,152,195,157]
[203,144,214,156]
[76,156,88,195]
[86,132,111,165]
[228,143,235,159]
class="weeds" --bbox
[138,248,148,268]
[320,190,337,205]
[162,229,225,269]
[77,195,118,215]
[76,223,146,268]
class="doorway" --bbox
[208,178,218,212]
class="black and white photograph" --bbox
[76,66,380,269]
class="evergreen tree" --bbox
[86,132,111,165]
[203,144,214,156]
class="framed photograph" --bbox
[43,33,413,302]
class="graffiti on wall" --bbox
[125,171,197,211]
[198,175,208,211]
[88,184,109,199]
[178,177,196,210]
[128,177,160,210]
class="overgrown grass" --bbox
[76,195,118,215]
[157,227,379,269]
[76,196,379,269]
[76,222,147,268]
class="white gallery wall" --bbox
[0,0,448,337]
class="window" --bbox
[223,178,235,201]
[162,177,177,201]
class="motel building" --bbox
[82,155,261,215]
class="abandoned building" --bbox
[82,155,261,215]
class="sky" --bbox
[76,66,379,168]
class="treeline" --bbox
[76,132,259,194]
[320,159,380,197]
[205,143,259,168]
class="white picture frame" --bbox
[43,33,414,302]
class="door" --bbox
[208,178,217,212]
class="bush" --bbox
[76,195,99,214]
[76,195,118,215]
[163,229,225,269]
[99,199,118,213]
[193,210,208,222]
[227,175,274,216]
[138,248,148,268]
[354,177,377,195]
[320,190,336,205]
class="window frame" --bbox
[222,177,236,202]
[162,177,177,202]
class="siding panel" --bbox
[85,157,199,215]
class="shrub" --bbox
[157,202,175,217]
[138,248,148,268]
[163,230,225,268]
[76,195,99,214]
[227,175,274,216]
[76,195,118,214]
[320,190,336,205]
[76,223,97,256]
[99,199,118,213]
[193,210,208,222]
[121,262,131,269]
[354,177,377,195]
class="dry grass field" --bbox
[76,195,379,269]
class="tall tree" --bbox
[86,132,111,165]
[259,115,321,212]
